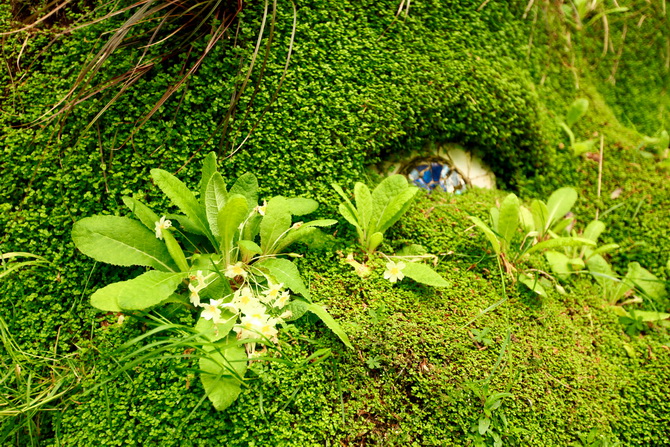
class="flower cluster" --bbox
[196,271,293,354]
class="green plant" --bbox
[332,175,418,254]
[468,187,595,295]
[558,98,597,156]
[333,176,449,288]
[71,152,350,411]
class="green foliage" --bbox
[71,152,347,410]
[333,175,418,254]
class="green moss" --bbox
[1,0,669,445]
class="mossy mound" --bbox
[0,0,668,445]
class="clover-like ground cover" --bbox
[1,0,669,445]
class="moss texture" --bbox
[1,0,669,445]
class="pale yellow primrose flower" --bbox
[154,216,172,240]
[232,287,264,315]
[234,315,279,342]
[255,200,268,216]
[273,290,290,309]
[225,262,247,279]
[188,284,201,307]
[200,299,223,321]
[383,261,406,283]
[261,282,284,303]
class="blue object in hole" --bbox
[407,162,466,193]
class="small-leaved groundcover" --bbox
[72,152,351,410]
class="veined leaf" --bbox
[90,271,187,311]
[545,187,577,232]
[402,262,450,288]
[628,310,670,322]
[337,202,362,231]
[285,197,318,216]
[260,197,292,253]
[162,230,189,272]
[205,173,228,237]
[370,175,409,232]
[200,152,218,205]
[122,197,159,232]
[525,237,595,256]
[354,183,373,230]
[498,193,520,249]
[195,312,236,342]
[626,262,666,301]
[238,240,262,260]
[229,173,258,213]
[375,187,418,234]
[199,336,247,411]
[583,220,606,243]
[545,250,572,281]
[530,200,549,236]
[519,205,535,234]
[306,303,353,349]
[257,257,310,301]
[218,195,248,261]
[367,232,384,253]
[586,254,617,289]
[151,169,212,241]
[72,216,176,271]
[273,219,337,254]
[467,216,501,255]
[489,207,500,232]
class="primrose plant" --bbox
[468,187,597,295]
[558,98,597,156]
[333,175,450,289]
[72,152,351,411]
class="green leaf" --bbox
[238,240,262,260]
[566,98,589,127]
[285,298,310,321]
[229,173,258,213]
[273,220,337,254]
[257,257,311,301]
[354,183,373,230]
[162,230,189,272]
[218,194,248,260]
[72,216,176,271]
[373,187,418,234]
[285,197,318,216]
[200,152,218,205]
[583,220,606,243]
[367,232,383,253]
[478,417,491,435]
[587,243,620,258]
[626,262,666,301]
[306,303,353,349]
[468,216,501,255]
[629,310,670,322]
[530,200,549,236]
[525,237,595,256]
[519,205,535,234]
[195,312,236,342]
[518,273,547,296]
[151,169,211,240]
[586,254,617,289]
[370,175,413,233]
[205,172,228,237]
[396,244,428,256]
[402,262,450,287]
[91,271,187,311]
[122,197,159,231]
[498,193,520,249]
[199,336,247,411]
[545,250,572,281]
[545,187,578,232]
[337,202,362,231]
[260,197,291,253]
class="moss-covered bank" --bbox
[0,0,668,445]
